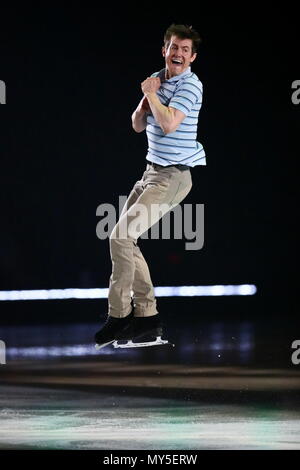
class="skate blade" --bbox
[113,336,174,349]
[95,340,114,350]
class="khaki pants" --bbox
[108,162,192,318]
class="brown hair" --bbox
[164,24,202,54]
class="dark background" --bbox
[0,8,299,325]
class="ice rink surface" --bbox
[0,382,300,450]
[0,319,299,450]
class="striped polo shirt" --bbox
[145,67,206,167]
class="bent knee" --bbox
[109,226,131,243]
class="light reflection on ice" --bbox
[7,344,112,358]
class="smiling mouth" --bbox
[171,59,183,65]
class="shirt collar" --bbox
[157,67,191,83]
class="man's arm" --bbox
[131,96,150,133]
[141,77,186,135]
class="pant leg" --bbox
[108,164,192,318]
[132,242,158,317]
[108,175,145,318]
[117,175,158,316]
[132,165,193,317]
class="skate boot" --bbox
[119,315,162,340]
[94,313,133,350]
[114,315,173,348]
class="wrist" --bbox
[145,92,157,98]
[136,105,146,116]
[145,92,157,101]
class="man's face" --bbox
[162,35,197,78]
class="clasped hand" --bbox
[141,77,161,95]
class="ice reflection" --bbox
[178,322,254,364]
[1,321,255,364]
[7,344,110,358]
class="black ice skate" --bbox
[94,313,133,350]
[113,315,174,349]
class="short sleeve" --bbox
[169,79,203,116]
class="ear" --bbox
[162,46,166,58]
[190,52,197,64]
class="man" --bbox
[95,24,206,348]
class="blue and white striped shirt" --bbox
[146,67,206,167]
